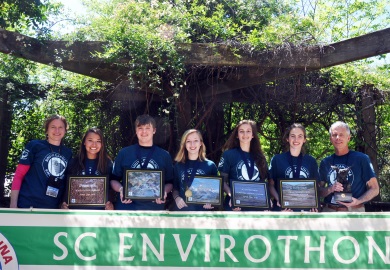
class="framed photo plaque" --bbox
[124,168,164,200]
[67,175,108,206]
[232,181,269,209]
[279,179,319,209]
[185,175,222,206]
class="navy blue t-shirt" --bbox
[218,148,267,211]
[218,148,262,181]
[268,151,319,193]
[112,144,174,210]
[319,150,376,204]
[66,158,113,210]
[18,140,72,209]
[268,151,319,211]
[173,159,218,211]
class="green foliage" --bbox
[71,0,307,95]
[2,0,390,203]
[300,0,390,42]
[5,64,118,171]
[0,0,61,30]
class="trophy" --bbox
[331,166,352,202]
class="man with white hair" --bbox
[319,121,379,212]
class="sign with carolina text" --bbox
[0,209,389,269]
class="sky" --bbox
[56,0,87,15]
[50,0,87,34]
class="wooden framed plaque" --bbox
[185,175,222,206]
[232,181,269,208]
[279,179,319,209]
[67,175,107,206]
[124,168,164,200]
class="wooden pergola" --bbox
[0,27,390,205]
[1,27,389,96]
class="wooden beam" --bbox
[321,28,390,68]
[1,27,389,95]
[0,28,320,69]
[203,85,356,104]
[192,67,315,99]
[178,43,320,68]
[195,28,390,96]
[0,28,127,82]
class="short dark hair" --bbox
[135,114,156,129]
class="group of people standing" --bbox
[10,114,379,212]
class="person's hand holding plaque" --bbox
[331,166,353,203]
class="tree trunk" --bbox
[0,86,12,207]
[356,85,380,202]
[356,85,379,173]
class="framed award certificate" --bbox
[185,175,222,206]
[124,168,164,200]
[67,175,108,206]
[232,181,269,208]
[279,179,319,209]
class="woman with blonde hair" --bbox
[172,129,218,211]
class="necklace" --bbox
[136,144,156,169]
[48,140,62,155]
[184,160,201,197]
[239,147,255,180]
[47,141,63,180]
[287,151,303,179]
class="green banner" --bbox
[0,209,389,269]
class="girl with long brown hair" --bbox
[218,120,268,211]
[61,127,114,210]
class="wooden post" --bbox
[205,102,225,164]
[175,88,192,142]
[355,85,383,204]
[356,85,379,174]
[0,85,12,206]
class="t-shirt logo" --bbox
[42,152,68,178]
[20,149,29,160]
[328,164,354,186]
[180,168,206,189]
[131,159,159,169]
[218,157,224,168]
[285,166,310,178]
[236,160,259,181]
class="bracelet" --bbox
[119,187,123,193]
[174,196,179,200]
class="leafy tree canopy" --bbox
[0,0,60,30]
[1,0,390,202]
